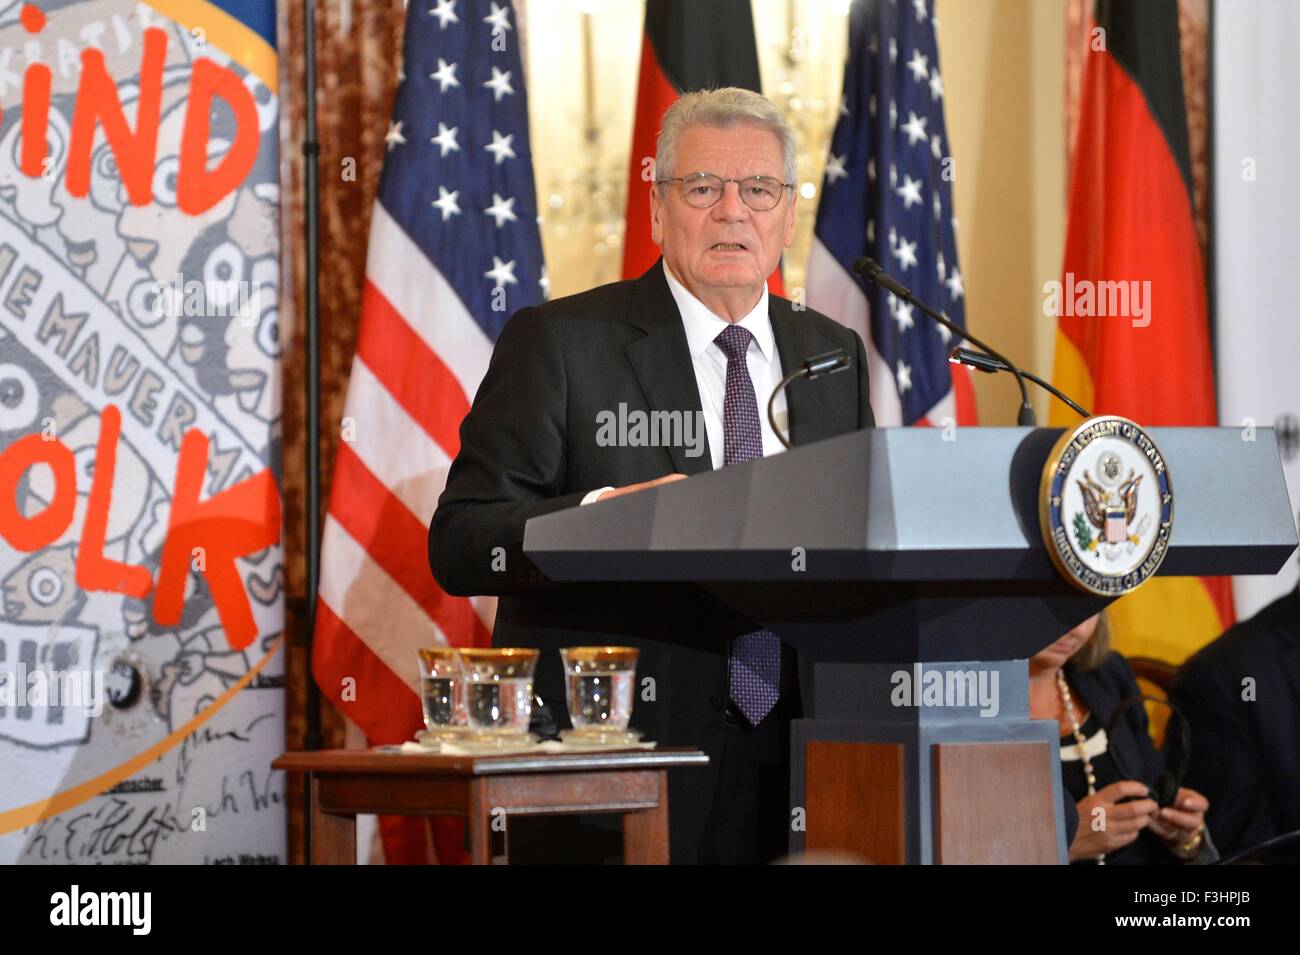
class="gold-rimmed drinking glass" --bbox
[458,648,538,736]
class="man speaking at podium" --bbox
[429,88,874,863]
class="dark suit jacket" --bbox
[1169,586,1300,857]
[428,259,874,861]
[1064,652,1216,865]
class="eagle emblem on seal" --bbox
[1073,451,1151,553]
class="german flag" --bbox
[621,0,783,292]
[1050,0,1233,662]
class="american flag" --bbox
[807,0,976,426]
[311,0,545,862]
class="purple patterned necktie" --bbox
[714,323,781,727]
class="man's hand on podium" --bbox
[594,473,688,502]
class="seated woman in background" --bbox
[1029,613,1216,864]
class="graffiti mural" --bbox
[0,0,284,864]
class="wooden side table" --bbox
[273,747,709,865]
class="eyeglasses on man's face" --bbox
[656,172,794,211]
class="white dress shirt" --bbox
[582,261,787,504]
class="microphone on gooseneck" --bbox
[766,349,853,450]
[948,346,1092,419]
[852,257,1038,426]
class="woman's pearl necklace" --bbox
[1057,670,1106,865]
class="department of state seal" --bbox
[1040,416,1173,596]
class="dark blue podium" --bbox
[524,427,1297,863]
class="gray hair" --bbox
[655,87,797,186]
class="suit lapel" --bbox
[624,261,713,476]
[1278,627,1300,746]
[623,261,843,467]
[1274,590,1300,718]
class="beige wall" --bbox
[937,0,1066,423]
[525,0,1066,424]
